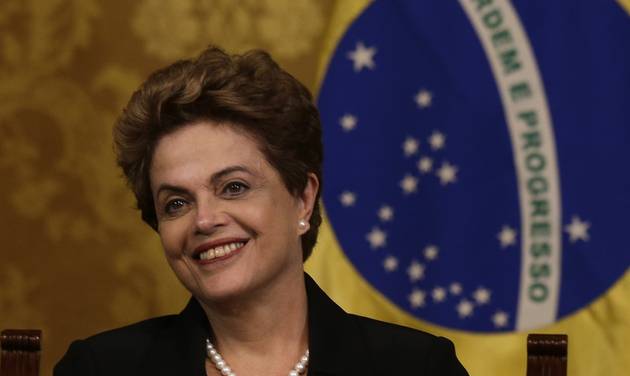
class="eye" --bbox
[222,181,249,197]
[163,198,187,216]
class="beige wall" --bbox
[0,1,334,373]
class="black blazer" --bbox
[55,274,468,375]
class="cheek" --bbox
[158,221,188,258]
[263,201,301,244]
[247,198,296,230]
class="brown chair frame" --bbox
[526,333,568,376]
[0,329,42,376]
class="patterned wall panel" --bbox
[0,1,331,373]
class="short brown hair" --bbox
[113,46,323,260]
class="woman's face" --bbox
[149,121,317,303]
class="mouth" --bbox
[193,239,248,263]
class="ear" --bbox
[297,173,319,233]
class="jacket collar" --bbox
[305,273,372,375]
[139,273,370,375]
[139,298,210,375]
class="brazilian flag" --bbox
[305,1,630,375]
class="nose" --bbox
[193,198,227,235]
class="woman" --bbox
[55,46,468,376]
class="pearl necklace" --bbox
[206,339,309,376]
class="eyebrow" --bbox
[210,165,253,185]
[155,165,254,197]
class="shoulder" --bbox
[305,274,468,375]
[349,313,437,347]
[348,314,469,375]
[54,315,178,376]
[82,314,178,348]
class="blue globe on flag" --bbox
[318,0,630,332]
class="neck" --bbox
[199,269,309,373]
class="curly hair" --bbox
[113,46,323,260]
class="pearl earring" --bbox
[298,220,307,230]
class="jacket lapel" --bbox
[139,298,210,375]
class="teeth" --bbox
[198,242,244,261]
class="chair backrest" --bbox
[0,330,41,376]
[526,334,568,376]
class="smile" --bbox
[196,241,247,261]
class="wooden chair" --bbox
[0,330,41,376]
[526,334,568,376]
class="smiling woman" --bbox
[53,46,468,376]
[150,123,317,305]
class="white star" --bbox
[366,227,387,249]
[414,89,433,108]
[473,287,491,305]
[436,161,458,185]
[456,299,474,318]
[423,245,439,261]
[339,114,358,132]
[497,225,517,248]
[383,255,398,272]
[408,288,426,308]
[428,131,446,150]
[449,282,462,295]
[432,286,447,303]
[378,205,394,222]
[407,260,425,282]
[402,136,420,157]
[347,42,377,72]
[565,215,591,243]
[492,311,509,328]
[417,156,433,174]
[339,191,356,207]
[399,174,419,194]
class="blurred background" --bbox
[1,1,629,375]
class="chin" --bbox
[192,272,257,303]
